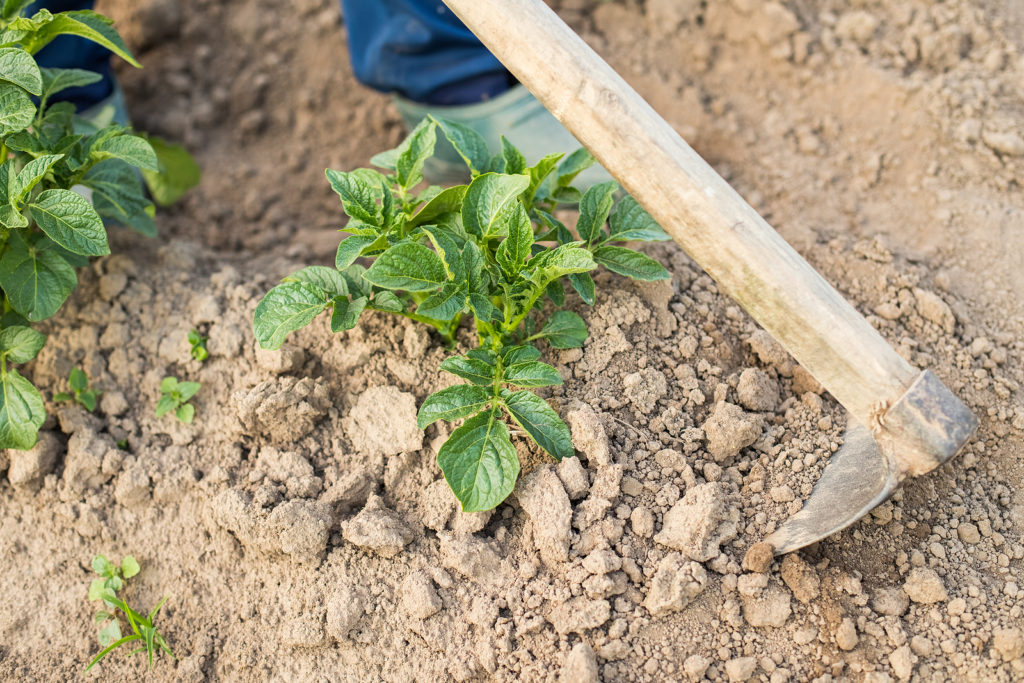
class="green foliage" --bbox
[187,328,208,362]
[0,5,159,449]
[53,366,99,411]
[86,554,174,672]
[155,376,200,424]
[253,118,670,511]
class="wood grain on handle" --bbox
[441,0,920,427]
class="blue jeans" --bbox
[340,0,511,105]
[30,1,114,110]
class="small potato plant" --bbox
[0,4,160,449]
[254,117,669,511]
[155,376,200,423]
[53,366,99,411]
[188,328,209,362]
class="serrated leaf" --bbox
[284,265,348,297]
[39,66,102,101]
[417,385,492,429]
[502,389,573,460]
[325,169,379,225]
[0,235,77,321]
[90,134,158,171]
[363,242,446,291]
[396,117,437,190]
[416,281,465,320]
[538,310,588,349]
[495,202,533,277]
[334,235,376,270]
[330,295,366,332]
[0,367,44,449]
[556,148,595,187]
[462,173,530,238]
[502,360,562,388]
[431,116,490,175]
[139,135,201,206]
[409,184,467,227]
[577,181,617,245]
[0,47,41,95]
[607,195,670,242]
[437,408,519,512]
[12,154,62,203]
[32,10,140,68]
[121,556,140,578]
[500,136,526,175]
[253,281,327,349]
[28,188,108,256]
[0,82,35,136]
[568,272,595,305]
[592,245,669,281]
[440,355,495,386]
[0,325,46,364]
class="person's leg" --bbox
[27,1,116,111]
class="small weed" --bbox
[86,554,173,671]
[155,376,200,423]
[54,367,100,412]
[187,329,208,362]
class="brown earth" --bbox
[1,0,1023,681]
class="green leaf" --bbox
[69,367,87,391]
[0,83,35,136]
[121,556,140,578]
[416,281,465,320]
[607,196,670,242]
[334,234,376,270]
[537,311,588,349]
[283,265,349,297]
[495,202,533,277]
[556,148,595,187]
[363,242,446,291]
[417,385,492,429]
[79,390,97,412]
[502,389,573,460]
[31,11,140,68]
[159,376,177,393]
[253,281,328,350]
[467,292,494,322]
[139,135,201,206]
[28,188,109,256]
[1,1,35,21]
[546,279,565,306]
[369,148,398,171]
[396,117,437,190]
[0,235,77,321]
[568,272,595,305]
[503,360,562,388]
[89,134,158,171]
[176,382,201,401]
[462,173,530,238]
[0,367,44,449]
[91,555,112,575]
[524,153,563,206]
[371,290,404,313]
[83,160,153,225]
[330,295,366,332]
[440,355,495,386]
[12,154,62,202]
[0,47,41,95]
[409,184,467,227]
[500,345,541,365]
[592,245,669,281]
[420,225,465,281]
[154,394,175,418]
[88,578,107,602]
[500,136,526,175]
[576,181,617,245]
[431,116,490,175]
[530,243,596,285]
[326,169,380,225]
[0,325,45,363]
[437,408,519,512]
[97,619,122,648]
[39,66,102,101]
[176,403,194,424]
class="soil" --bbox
[2,0,1023,681]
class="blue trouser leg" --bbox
[28,1,114,111]
[340,0,511,106]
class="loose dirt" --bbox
[1,0,1022,681]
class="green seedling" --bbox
[86,554,173,671]
[0,5,164,449]
[187,329,209,362]
[155,376,200,423]
[254,117,670,511]
[54,366,99,411]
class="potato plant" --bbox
[0,3,159,449]
[254,117,670,511]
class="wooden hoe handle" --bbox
[441,0,976,474]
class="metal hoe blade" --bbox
[763,418,901,555]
